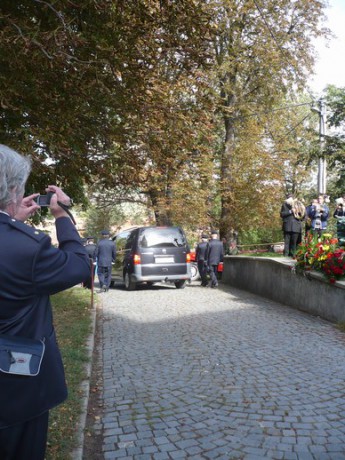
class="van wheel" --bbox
[190,263,200,281]
[174,280,186,289]
[124,272,136,291]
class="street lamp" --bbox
[311,99,327,194]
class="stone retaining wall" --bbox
[222,256,345,323]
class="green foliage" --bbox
[83,204,126,238]
[323,85,345,199]
[239,227,283,246]
[0,0,331,238]
[210,0,328,238]
[325,85,345,129]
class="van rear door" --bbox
[138,227,189,277]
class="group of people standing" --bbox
[83,230,116,292]
[280,193,345,258]
[195,230,224,288]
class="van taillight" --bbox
[133,254,141,265]
[186,253,191,263]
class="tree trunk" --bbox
[149,189,173,226]
[220,115,236,241]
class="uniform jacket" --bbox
[280,202,302,233]
[0,213,90,428]
[206,239,224,266]
[85,243,97,261]
[96,238,116,267]
[333,207,345,218]
[196,241,208,262]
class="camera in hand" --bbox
[34,191,54,207]
[314,218,322,230]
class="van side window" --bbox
[116,232,129,251]
[125,231,136,249]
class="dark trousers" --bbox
[0,411,49,460]
[283,231,300,257]
[209,265,218,286]
[98,265,112,288]
[197,260,208,286]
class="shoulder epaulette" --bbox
[8,218,47,242]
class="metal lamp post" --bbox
[312,99,327,194]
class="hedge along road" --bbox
[83,280,345,460]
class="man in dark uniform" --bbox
[83,237,97,289]
[206,230,224,288]
[196,233,209,286]
[96,230,116,292]
[0,144,90,460]
[280,195,303,257]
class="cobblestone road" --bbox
[84,281,345,460]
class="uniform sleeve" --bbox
[280,204,292,218]
[205,243,210,264]
[32,217,90,295]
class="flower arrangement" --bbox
[295,233,345,283]
[322,248,345,283]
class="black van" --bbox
[111,226,191,290]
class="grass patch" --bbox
[46,287,94,460]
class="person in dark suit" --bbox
[206,230,224,288]
[280,195,303,257]
[83,237,97,289]
[0,144,90,460]
[96,230,116,292]
[195,233,209,287]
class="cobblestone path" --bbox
[84,282,345,460]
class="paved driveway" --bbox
[84,281,345,460]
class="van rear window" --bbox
[139,228,186,248]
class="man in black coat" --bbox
[280,196,303,257]
[83,237,97,289]
[96,230,116,292]
[206,230,224,288]
[0,145,90,460]
[195,233,209,287]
